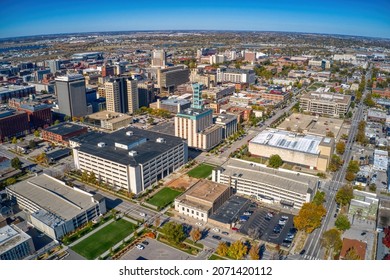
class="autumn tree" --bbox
[335,185,354,206]
[216,242,229,257]
[294,202,326,233]
[383,227,390,248]
[161,222,185,245]
[326,131,335,138]
[227,240,248,260]
[11,137,17,144]
[249,244,260,260]
[344,247,361,260]
[190,227,202,243]
[81,170,89,182]
[321,229,342,258]
[34,130,40,137]
[335,214,351,231]
[268,154,283,168]
[329,154,343,172]
[345,171,356,182]
[336,141,346,155]
[347,160,360,174]
[6,177,16,186]
[88,171,97,185]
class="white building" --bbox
[212,158,319,209]
[73,128,188,194]
[0,225,35,260]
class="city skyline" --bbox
[1,0,390,39]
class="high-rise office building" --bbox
[175,83,222,150]
[47,59,61,74]
[157,65,190,93]
[151,49,166,68]
[55,74,88,118]
[127,79,139,114]
[105,77,139,114]
[137,82,155,108]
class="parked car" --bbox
[212,227,220,233]
[231,227,239,231]
[243,211,252,216]
[136,244,145,250]
[299,249,306,255]
[142,241,149,245]
[139,212,146,217]
[273,225,282,233]
[195,222,203,226]
[221,231,229,235]
[212,235,222,240]
[281,215,289,220]
[278,219,287,226]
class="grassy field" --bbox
[71,219,136,259]
[146,187,182,208]
[187,163,214,178]
[209,254,225,260]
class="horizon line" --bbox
[1,29,390,41]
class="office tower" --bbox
[127,79,139,114]
[55,74,88,118]
[105,77,138,114]
[157,65,190,94]
[137,81,154,108]
[151,49,166,67]
[47,59,61,73]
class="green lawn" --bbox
[146,187,182,208]
[71,219,136,259]
[209,254,225,260]
[187,163,214,178]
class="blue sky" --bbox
[1,0,389,39]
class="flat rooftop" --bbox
[215,113,237,124]
[221,158,317,195]
[7,174,98,221]
[0,225,31,255]
[209,195,249,225]
[277,113,343,137]
[301,92,351,105]
[250,129,325,155]
[88,110,127,121]
[77,127,185,166]
[185,180,230,204]
[0,84,35,93]
[161,98,191,106]
[44,122,86,136]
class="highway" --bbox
[303,71,370,260]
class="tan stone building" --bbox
[300,92,351,117]
[174,180,232,222]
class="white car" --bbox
[195,222,203,227]
[212,227,220,232]
[281,215,289,220]
[139,212,146,217]
[136,244,145,250]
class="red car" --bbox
[231,227,239,231]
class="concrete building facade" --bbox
[0,225,35,260]
[300,92,351,117]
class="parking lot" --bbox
[120,238,199,260]
[237,204,296,247]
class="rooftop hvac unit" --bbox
[128,150,138,157]
[97,142,106,147]
[156,137,166,143]
[126,131,134,136]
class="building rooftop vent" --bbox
[156,137,166,143]
[128,150,138,157]
[97,142,106,147]
[126,131,134,136]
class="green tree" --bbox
[335,214,351,231]
[347,160,360,174]
[88,171,97,185]
[312,191,326,206]
[227,240,248,260]
[6,177,16,185]
[54,120,61,125]
[336,141,346,155]
[335,185,354,206]
[161,222,186,245]
[81,170,89,182]
[326,131,335,138]
[294,203,326,233]
[345,171,356,182]
[11,137,17,144]
[190,227,202,243]
[341,134,348,140]
[216,242,229,257]
[329,154,343,172]
[268,154,283,168]
[363,94,375,107]
[64,115,71,122]
[11,157,22,169]
[321,229,342,257]
[34,130,40,137]
[147,117,155,125]
[28,140,37,149]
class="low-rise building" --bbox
[150,98,191,114]
[215,113,238,139]
[0,224,35,260]
[212,158,319,209]
[262,90,289,102]
[300,92,351,117]
[248,129,334,172]
[174,180,232,223]
[367,109,387,123]
[0,85,36,103]
[373,149,388,172]
[6,174,106,240]
[0,109,29,142]
[42,123,88,146]
[87,111,132,131]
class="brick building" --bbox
[42,123,88,146]
[0,110,29,142]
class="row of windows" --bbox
[181,206,205,217]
